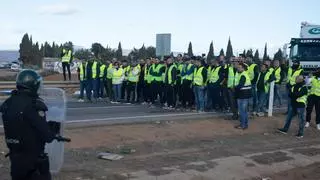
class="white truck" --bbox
[289,22,320,74]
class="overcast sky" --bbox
[1,0,319,56]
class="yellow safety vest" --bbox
[79,62,86,81]
[144,65,151,83]
[292,86,307,105]
[289,68,303,86]
[274,67,281,83]
[92,61,98,79]
[177,64,184,78]
[287,68,292,83]
[153,64,164,82]
[257,71,272,92]
[166,64,177,85]
[100,64,106,78]
[310,77,320,96]
[107,64,113,79]
[193,67,204,86]
[208,66,221,83]
[234,72,240,86]
[62,49,72,63]
[241,71,252,86]
[128,65,141,83]
[112,68,124,84]
[234,71,251,87]
[247,64,257,81]
[122,66,130,81]
[182,64,194,81]
[227,66,235,88]
[269,67,274,74]
[207,66,212,81]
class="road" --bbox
[0,98,218,127]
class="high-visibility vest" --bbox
[274,67,281,83]
[122,66,130,81]
[227,66,235,88]
[153,64,164,82]
[241,71,252,86]
[287,68,292,83]
[128,65,141,83]
[107,64,113,79]
[193,67,204,86]
[100,64,106,78]
[257,71,272,92]
[292,86,307,105]
[288,68,303,86]
[207,66,212,78]
[79,62,86,81]
[269,67,274,74]
[177,64,184,78]
[182,64,194,81]
[208,66,221,83]
[144,65,151,83]
[234,71,251,86]
[62,49,72,63]
[92,61,98,79]
[166,64,177,85]
[112,68,124,84]
[247,64,257,81]
[234,72,240,86]
[235,71,251,87]
[310,77,320,96]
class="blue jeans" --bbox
[194,86,205,111]
[206,84,213,110]
[79,80,86,99]
[283,106,305,135]
[238,99,249,128]
[99,79,106,98]
[274,84,282,106]
[113,84,122,102]
[86,79,98,100]
[257,91,268,113]
[286,84,291,112]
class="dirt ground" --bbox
[263,162,320,180]
[1,113,320,180]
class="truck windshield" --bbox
[297,44,320,60]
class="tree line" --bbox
[19,33,285,67]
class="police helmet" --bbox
[16,69,42,93]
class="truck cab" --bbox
[289,22,320,75]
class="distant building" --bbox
[156,34,171,57]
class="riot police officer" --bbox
[0,69,70,180]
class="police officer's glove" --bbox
[55,135,71,142]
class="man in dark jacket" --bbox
[256,64,273,117]
[164,57,177,109]
[207,59,225,111]
[278,75,308,138]
[234,63,252,129]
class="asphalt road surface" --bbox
[0,98,217,127]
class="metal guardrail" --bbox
[0,81,79,89]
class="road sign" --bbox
[156,34,171,57]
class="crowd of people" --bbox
[75,50,320,136]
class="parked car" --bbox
[10,61,22,71]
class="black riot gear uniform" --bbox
[0,69,69,180]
